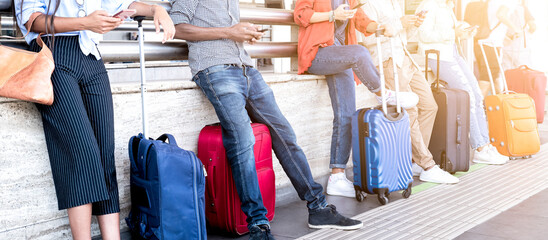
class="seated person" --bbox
[169,0,363,238]
[416,0,508,165]
[294,0,419,197]
[362,0,460,183]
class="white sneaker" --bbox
[487,144,509,163]
[473,146,506,165]
[419,165,460,184]
[376,90,419,109]
[326,173,356,198]
[412,163,423,177]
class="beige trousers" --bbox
[381,56,438,170]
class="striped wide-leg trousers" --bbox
[30,36,119,215]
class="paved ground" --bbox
[112,103,548,240]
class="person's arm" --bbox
[416,3,454,44]
[294,0,356,26]
[28,11,122,34]
[170,0,262,43]
[354,8,378,35]
[496,5,521,34]
[523,3,536,33]
[174,22,263,42]
[128,2,175,43]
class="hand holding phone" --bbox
[257,28,271,33]
[113,9,137,20]
[416,10,427,18]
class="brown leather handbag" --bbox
[0,14,55,105]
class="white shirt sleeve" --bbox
[14,0,47,34]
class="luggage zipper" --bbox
[191,153,203,240]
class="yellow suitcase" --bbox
[480,41,540,158]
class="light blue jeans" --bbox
[307,44,381,169]
[428,45,490,150]
[193,64,328,230]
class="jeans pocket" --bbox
[205,64,232,76]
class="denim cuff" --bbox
[472,141,490,151]
[248,220,270,230]
[370,86,382,93]
[307,198,328,212]
[329,163,348,169]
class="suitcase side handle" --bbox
[456,115,462,144]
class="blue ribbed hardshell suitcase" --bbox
[352,31,413,205]
[352,107,413,205]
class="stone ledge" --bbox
[0,73,325,103]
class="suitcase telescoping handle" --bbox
[375,29,402,114]
[478,40,510,95]
[135,16,149,139]
[425,49,441,90]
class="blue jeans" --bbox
[193,64,328,229]
[307,45,381,169]
[429,46,490,149]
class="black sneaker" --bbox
[249,224,276,240]
[308,204,363,230]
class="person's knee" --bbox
[353,45,372,62]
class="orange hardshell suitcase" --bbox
[479,41,540,158]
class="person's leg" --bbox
[324,70,357,197]
[32,36,112,237]
[408,62,438,148]
[429,57,488,149]
[97,214,121,240]
[389,57,457,184]
[455,55,508,164]
[67,204,93,240]
[80,54,120,237]
[244,67,362,230]
[244,66,326,209]
[307,45,380,93]
[193,65,269,230]
[383,57,435,171]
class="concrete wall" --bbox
[0,67,377,239]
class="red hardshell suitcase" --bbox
[505,66,547,123]
[197,123,275,235]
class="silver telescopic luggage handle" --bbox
[135,16,148,139]
[375,29,401,115]
[478,40,509,95]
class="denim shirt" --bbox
[332,0,348,46]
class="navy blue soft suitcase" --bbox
[125,17,207,240]
[352,32,413,205]
[126,134,207,240]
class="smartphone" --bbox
[416,10,427,17]
[258,28,271,32]
[113,9,137,20]
[352,2,365,9]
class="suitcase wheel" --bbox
[402,185,412,199]
[375,188,389,205]
[355,190,366,202]
[377,194,389,205]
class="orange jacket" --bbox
[294,0,375,74]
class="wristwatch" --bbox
[329,10,334,22]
